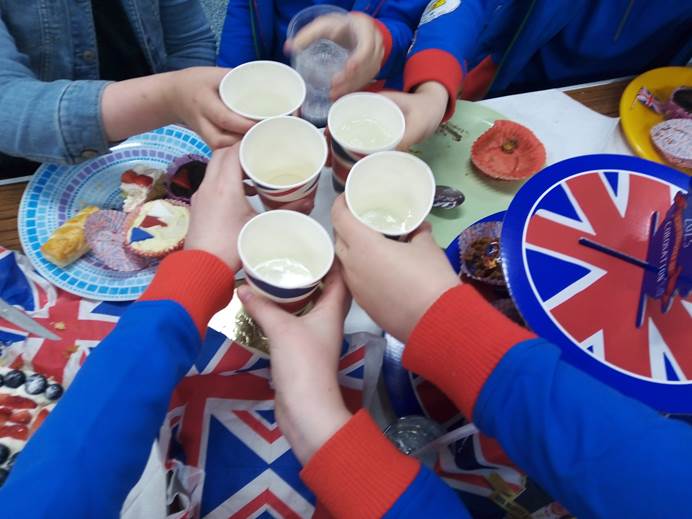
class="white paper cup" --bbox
[327,93,405,189]
[345,151,435,238]
[219,61,307,121]
[240,116,327,210]
[238,210,334,312]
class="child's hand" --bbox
[286,13,384,99]
[166,67,256,149]
[238,266,353,465]
[382,81,449,150]
[184,145,256,271]
[331,196,460,343]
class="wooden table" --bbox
[0,80,628,253]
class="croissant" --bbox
[40,206,99,267]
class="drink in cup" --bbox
[287,4,350,127]
[345,151,434,239]
[237,210,334,313]
[328,93,405,191]
[219,61,306,120]
[239,116,327,211]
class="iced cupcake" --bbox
[125,200,190,258]
[120,166,167,212]
[165,154,209,202]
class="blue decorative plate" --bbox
[18,126,211,301]
[502,154,691,412]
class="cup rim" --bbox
[237,210,335,289]
[239,115,328,190]
[286,4,349,40]
[218,61,307,121]
[327,92,406,154]
[344,151,435,237]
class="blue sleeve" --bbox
[475,339,692,518]
[384,466,471,518]
[353,0,429,80]
[0,15,110,164]
[408,0,490,68]
[0,301,200,517]
[159,0,217,69]
[217,0,258,67]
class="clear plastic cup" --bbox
[287,4,351,127]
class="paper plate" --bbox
[414,100,525,247]
[619,66,692,174]
[502,154,691,412]
[18,126,211,301]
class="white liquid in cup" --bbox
[254,258,314,285]
[345,151,435,237]
[336,118,396,150]
[262,161,318,186]
[233,92,296,119]
[328,93,405,154]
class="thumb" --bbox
[237,285,291,333]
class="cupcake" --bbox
[650,118,692,169]
[471,120,546,180]
[120,166,167,213]
[165,154,209,202]
[458,221,506,287]
[85,210,151,272]
[125,200,190,258]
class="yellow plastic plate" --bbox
[619,66,692,173]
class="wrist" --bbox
[415,81,448,112]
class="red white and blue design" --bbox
[0,246,367,518]
[163,331,365,518]
[502,154,692,412]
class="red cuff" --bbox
[139,250,235,338]
[403,285,535,419]
[302,409,419,518]
[372,19,393,68]
[404,49,463,122]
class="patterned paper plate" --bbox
[18,126,211,301]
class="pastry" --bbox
[120,166,166,212]
[40,206,99,267]
[165,154,208,202]
[124,200,190,258]
[471,120,546,180]
[84,210,151,272]
[458,221,506,287]
[650,118,692,169]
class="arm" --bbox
[159,0,216,70]
[0,146,256,516]
[404,0,490,119]
[217,0,257,67]
[404,285,692,518]
[0,251,235,517]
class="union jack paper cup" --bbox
[237,210,334,313]
[240,116,327,212]
[218,61,306,121]
[328,93,405,191]
[345,151,435,240]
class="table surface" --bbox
[0,80,628,253]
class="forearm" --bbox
[159,0,216,70]
[0,251,234,516]
[101,73,178,143]
[404,285,692,517]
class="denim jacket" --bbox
[0,0,215,165]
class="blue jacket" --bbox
[217,0,430,87]
[2,253,691,517]
[403,0,692,101]
[0,0,215,165]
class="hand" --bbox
[184,145,256,271]
[286,13,384,99]
[331,196,460,343]
[238,266,353,465]
[165,67,255,149]
[382,81,449,150]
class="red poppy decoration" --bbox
[471,120,546,180]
